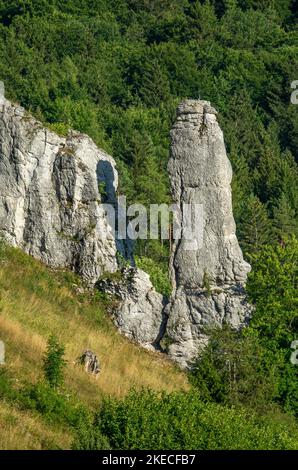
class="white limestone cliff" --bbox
[0,98,118,283]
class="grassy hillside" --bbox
[0,401,72,450]
[2,241,298,451]
[0,243,188,449]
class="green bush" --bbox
[18,382,89,428]
[190,239,298,417]
[47,122,69,137]
[0,368,17,401]
[42,335,66,389]
[190,327,279,412]
[73,389,298,450]
[0,367,89,428]
[72,422,111,450]
[246,237,298,416]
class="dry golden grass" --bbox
[0,400,71,450]
[0,246,189,410]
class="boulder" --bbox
[97,267,167,350]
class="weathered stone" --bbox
[0,98,119,284]
[166,100,252,368]
[0,97,252,368]
[76,350,101,377]
[97,267,167,350]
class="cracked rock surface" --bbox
[165,100,252,368]
[97,267,167,350]
[0,98,165,348]
[0,98,119,284]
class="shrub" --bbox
[72,422,111,450]
[73,389,298,450]
[0,367,89,429]
[0,368,16,401]
[18,382,89,427]
[47,122,69,137]
[42,335,66,389]
[190,327,279,412]
[247,238,298,416]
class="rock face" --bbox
[166,100,252,368]
[0,97,164,350]
[0,96,251,368]
[0,98,119,284]
[97,267,166,350]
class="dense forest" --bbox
[0,0,298,449]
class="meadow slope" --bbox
[0,244,188,449]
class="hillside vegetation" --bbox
[0,243,188,449]
[0,241,298,450]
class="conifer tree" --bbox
[273,193,298,241]
[239,195,273,255]
[231,154,252,225]
[42,335,66,389]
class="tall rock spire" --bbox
[166,100,252,368]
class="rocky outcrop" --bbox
[97,267,167,350]
[0,97,164,351]
[0,98,119,284]
[165,100,252,368]
[0,96,251,368]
